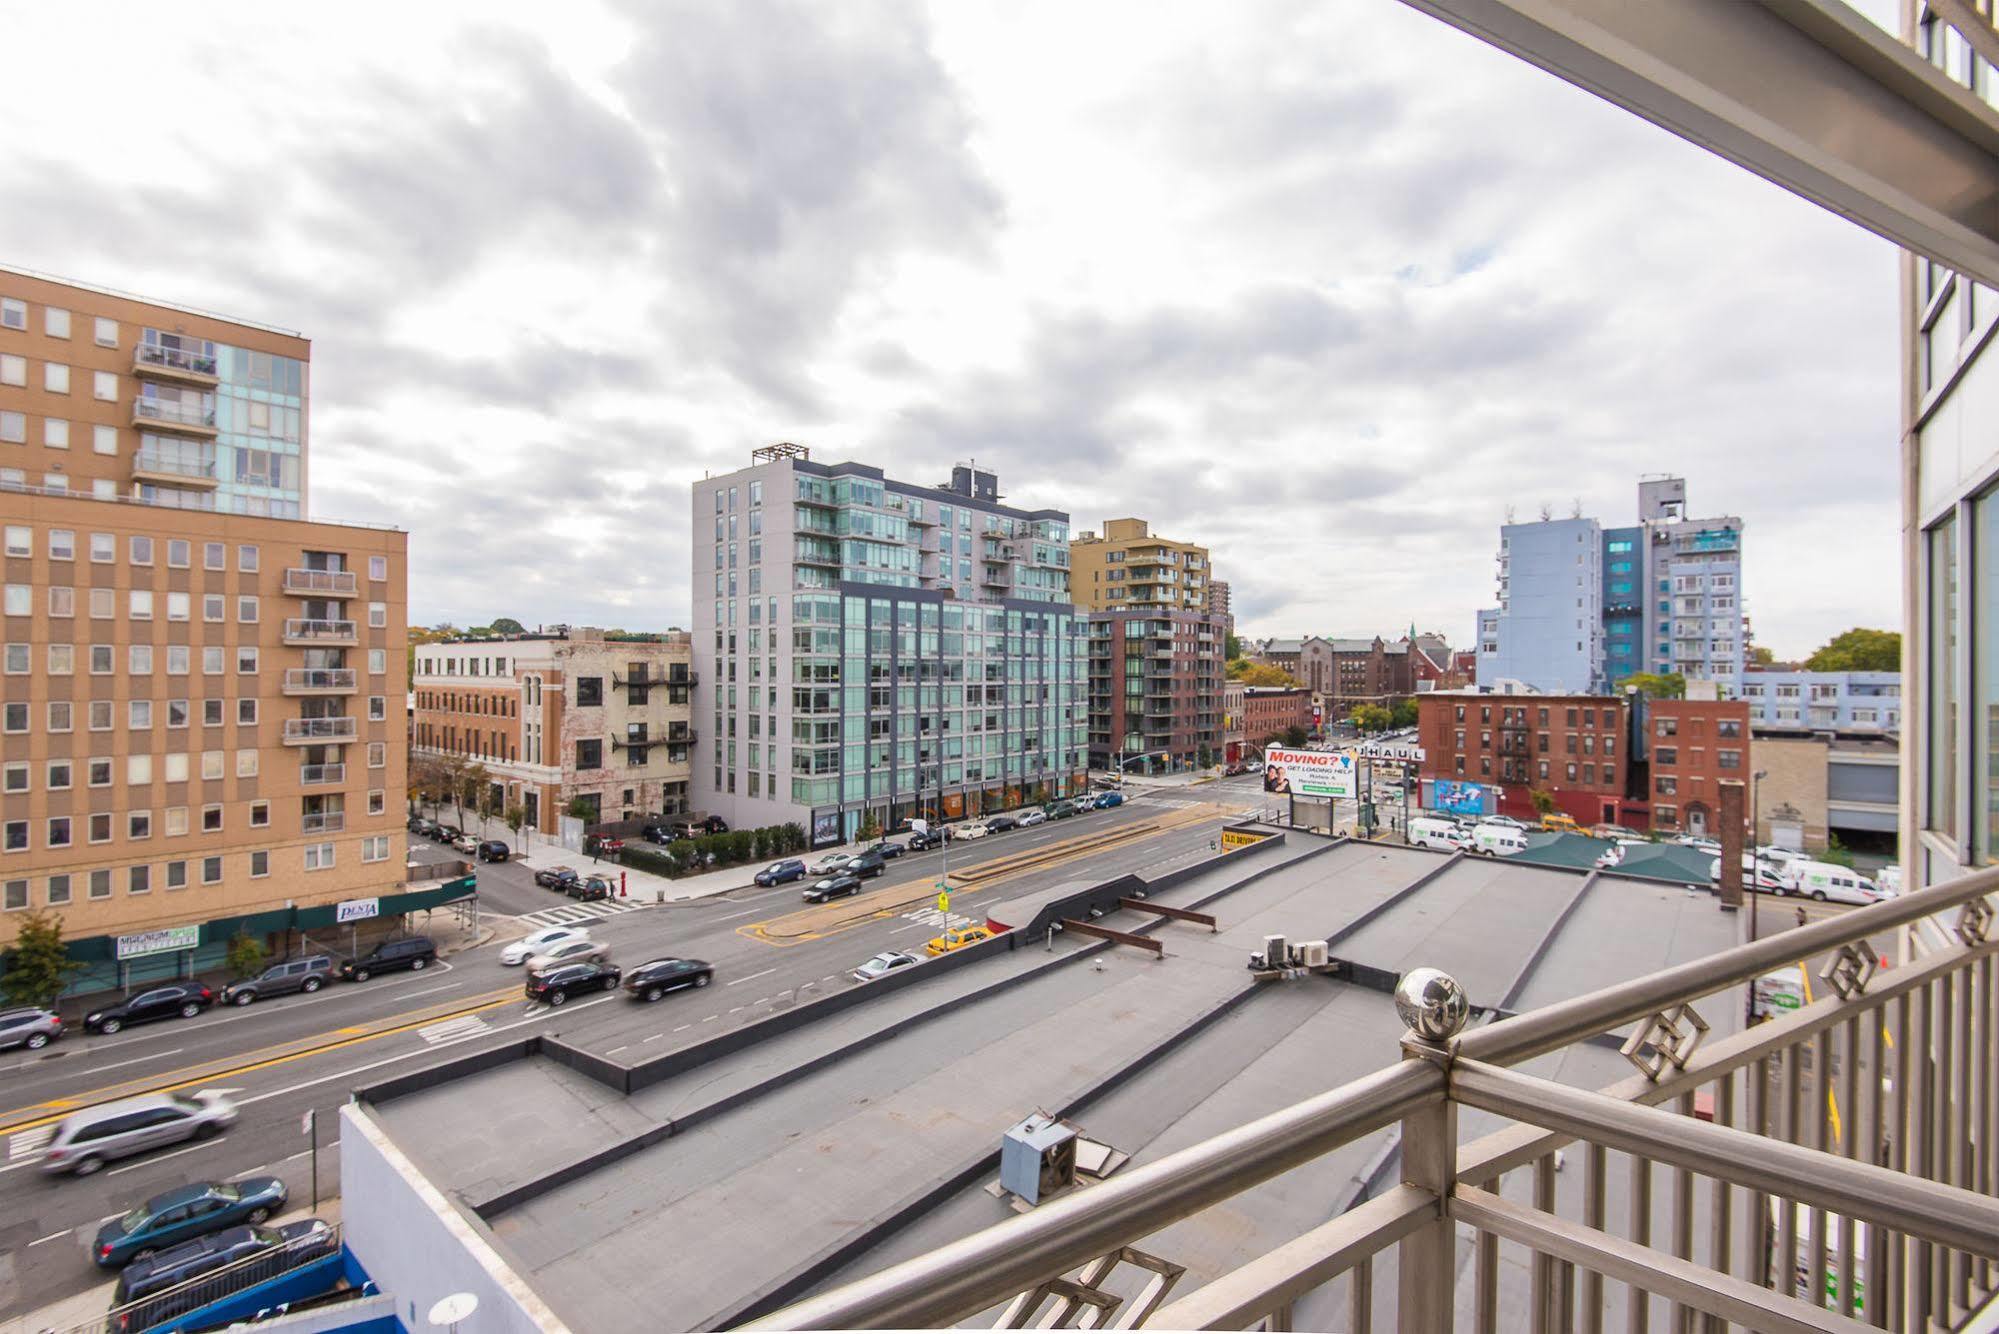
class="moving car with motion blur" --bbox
[43,1092,238,1177]
[623,957,714,1001]
[502,926,592,967]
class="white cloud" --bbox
[0,0,1898,655]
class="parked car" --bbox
[534,864,579,888]
[1046,800,1079,819]
[1538,812,1582,834]
[754,859,807,886]
[926,925,995,956]
[811,854,854,875]
[566,875,615,901]
[84,983,215,1035]
[1776,859,1879,905]
[1480,814,1526,830]
[112,1221,336,1329]
[1016,809,1049,828]
[1471,822,1530,857]
[905,829,945,851]
[451,832,480,854]
[803,874,863,903]
[432,824,461,843]
[338,936,437,982]
[408,816,437,837]
[0,1006,62,1052]
[220,956,335,1006]
[867,840,906,860]
[623,957,714,1001]
[1589,823,1644,840]
[846,850,888,879]
[541,869,584,894]
[1094,791,1125,809]
[42,1092,238,1177]
[950,821,992,840]
[477,839,511,863]
[852,951,922,982]
[985,814,1020,834]
[501,926,593,967]
[1407,816,1471,853]
[526,938,611,973]
[525,960,621,1005]
[95,1176,289,1268]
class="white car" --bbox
[1017,809,1049,827]
[810,854,853,875]
[452,832,479,854]
[502,926,592,967]
[851,951,921,983]
[526,938,611,973]
[1481,814,1527,830]
[951,821,992,840]
[1756,845,1806,867]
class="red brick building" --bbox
[1242,687,1313,747]
[1417,693,1647,827]
[1647,698,1753,837]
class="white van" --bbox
[1472,822,1529,857]
[1875,864,1903,897]
[1778,859,1878,905]
[1408,816,1469,853]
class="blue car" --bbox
[95,1177,289,1268]
[1095,791,1125,809]
[754,859,807,886]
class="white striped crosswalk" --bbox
[418,1015,492,1045]
[517,897,647,929]
[7,1125,54,1163]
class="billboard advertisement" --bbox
[1262,748,1356,799]
[1432,780,1487,815]
[811,808,843,849]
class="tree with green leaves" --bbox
[0,910,81,1008]
[1350,703,1393,733]
[225,930,268,982]
[565,795,597,823]
[1196,743,1213,770]
[1528,789,1557,816]
[1622,671,1686,699]
[1390,697,1419,728]
[1224,633,1243,660]
[504,802,528,849]
[1804,628,1901,673]
[1280,724,1309,748]
[488,617,526,635]
[1230,661,1302,688]
[1747,644,1776,667]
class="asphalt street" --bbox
[0,784,1258,1323]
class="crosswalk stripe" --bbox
[8,1125,54,1162]
[517,898,645,928]
[418,1015,491,1045]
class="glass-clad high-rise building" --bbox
[691,448,1088,845]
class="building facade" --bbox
[1417,692,1644,827]
[1646,697,1752,836]
[1068,517,1216,615]
[1222,680,1246,765]
[1739,669,1901,732]
[1477,516,1604,693]
[691,449,1087,844]
[1241,686,1312,747]
[1084,609,1225,772]
[1,273,407,981]
[412,629,693,835]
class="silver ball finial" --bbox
[1395,968,1469,1042]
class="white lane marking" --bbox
[281,1149,314,1163]
[29,1228,71,1246]
[701,1015,718,1023]
[642,1033,667,1043]
[8,1125,55,1162]
[728,1006,744,1015]
[107,1140,219,1175]
[418,1015,491,1045]
[726,967,776,987]
[399,982,457,1002]
[714,907,762,921]
[888,923,925,934]
[672,1024,691,1033]
[822,975,838,983]
[606,1045,628,1056]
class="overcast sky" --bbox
[4,1,1901,657]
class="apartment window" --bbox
[129,589,153,620]
[202,698,222,726]
[87,644,112,675]
[43,363,68,394]
[0,763,22,793]
[368,601,386,628]
[2,819,27,853]
[0,411,21,444]
[46,759,70,789]
[369,555,387,581]
[368,695,386,721]
[0,354,22,386]
[1718,750,1742,770]
[1566,763,1578,781]
[202,804,223,832]
[3,526,27,557]
[167,645,188,676]
[167,539,189,568]
[204,646,224,675]
[237,646,259,674]
[93,424,117,455]
[250,801,269,827]
[129,644,154,675]
[576,676,604,707]
[200,750,223,780]
[88,868,111,899]
[129,810,152,840]
[238,544,259,572]
[202,856,223,884]
[47,701,71,732]
[237,699,258,725]
[0,298,23,330]
[2,879,23,910]
[1656,747,1677,766]
[167,591,190,622]
[88,812,111,843]
[43,418,67,448]
[128,865,150,895]
[362,836,390,863]
[88,758,112,787]
[367,742,386,768]
[368,648,386,674]
[204,594,224,622]
[94,317,117,347]
[368,789,386,815]
[48,528,73,560]
[236,749,258,777]
[237,595,259,623]
[2,584,27,616]
[47,874,71,906]
[303,843,335,871]
[165,861,188,891]
[1,644,22,674]
[86,588,111,620]
[93,371,117,401]
[204,541,225,570]
[129,700,152,730]
[165,806,188,837]
[46,643,72,674]
[250,850,269,878]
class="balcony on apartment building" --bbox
[131,393,218,437]
[769,872,1999,1332]
[132,341,219,386]
[283,617,359,647]
[130,446,220,490]
[283,567,359,597]
[299,762,346,786]
[300,809,345,835]
[282,716,359,745]
[282,668,358,696]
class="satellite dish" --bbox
[429,1293,479,1328]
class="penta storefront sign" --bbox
[335,897,381,923]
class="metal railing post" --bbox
[1393,969,1468,1334]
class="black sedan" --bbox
[866,841,906,860]
[525,960,621,1006]
[906,829,945,852]
[624,957,714,1001]
[753,859,807,886]
[84,983,214,1035]
[984,814,1020,834]
[95,1177,288,1268]
[803,874,863,904]
[566,875,614,901]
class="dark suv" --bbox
[526,961,620,1005]
[846,850,888,879]
[221,956,334,1006]
[905,828,944,852]
[113,1221,337,1331]
[338,937,437,982]
[477,839,511,863]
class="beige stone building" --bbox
[1069,518,1218,615]
[1,270,410,987]
[412,628,693,834]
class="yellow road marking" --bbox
[0,987,522,1138]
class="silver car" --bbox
[42,1091,238,1177]
[0,1006,63,1051]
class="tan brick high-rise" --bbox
[1,268,408,987]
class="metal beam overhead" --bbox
[1392,0,1999,286]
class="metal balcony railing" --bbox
[301,810,345,834]
[133,342,219,378]
[282,567,358,596]
[284,617,358,642]
[283,667,357,694]
[283,716,358,743]
[131,449,218,480]
[754,873,1999,1332]
[133,396,217,429]
[300,762,345,785]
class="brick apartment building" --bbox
[1259,635,1417,718]
[412,628,693,834]
[1648,697,1752,837]
[1085,609,1225,772]
[1,270,411,987]
[1417,692,1648,827]
[1241,686,1313,747]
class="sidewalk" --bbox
[510,832,905,907]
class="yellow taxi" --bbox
[1538,812,1581,833]
[925,925,994,956]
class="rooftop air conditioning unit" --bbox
[1257,933,1288,971]
[1292,940,1329,969]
